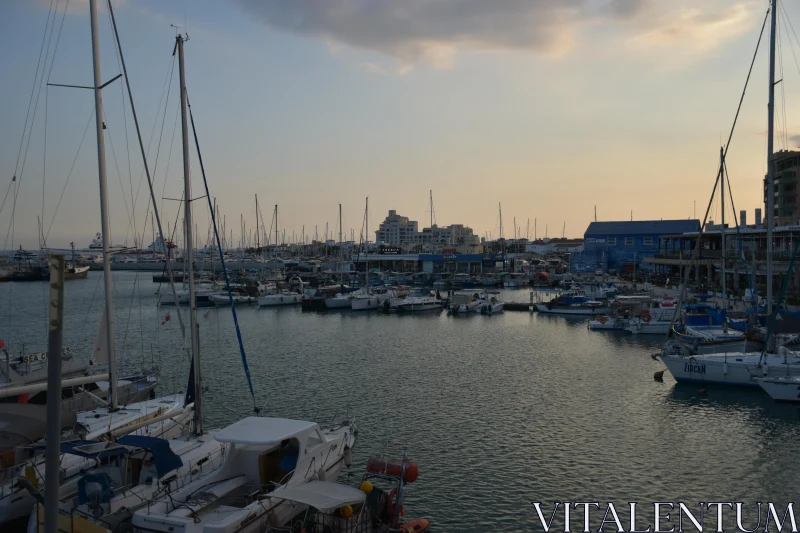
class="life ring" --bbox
[598,316,607,324]
[612,301,621,309]
[641,310,651,323]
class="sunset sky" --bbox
[1,0,799,250]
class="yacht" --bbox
[131,416,356,533]
[535,290,607,315]
[448,291,483,314]
[658,344,800,387]
[478,293,504,314]
[0,393,192,525]
[257,290,303,306]
[755,375,800,401]
[623,297,679,335]
[350,286,393,311]
[32,434,226,533]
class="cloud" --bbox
[629,3,758,52]
[235,0,587,70]
[235,0,758,70]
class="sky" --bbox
[1,0,800,250]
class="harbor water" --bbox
[2,272,799,532]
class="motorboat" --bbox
[534,291,608,315]
[478,293,504,315]
[258,290,303,307]
[350,287,393,311]
[131,416,356,533]
[448,291,483,314]
[624,297,679,335]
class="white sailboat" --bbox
[660,0,800,386]
[129,31,355,533]
[0,4,196,525]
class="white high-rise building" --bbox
[375,210,479,252]
[375,210,419,247]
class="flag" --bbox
[203,310,211,319]
[0,339,5,349]
[162,312,171,325]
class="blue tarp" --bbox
[118,435,183,478]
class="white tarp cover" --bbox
[213,417,317,445]
[272,481,365,513]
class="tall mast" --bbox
[430,190,434,228]
[720,147,727,304]
[255,194,260,251]
[90,0,118,409]
[499,203,503,240]
[274,205,279,258]
[339,203,343,278]
[176,33,202,435]
[766,0,777,316]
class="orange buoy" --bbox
[653,370,664,381]
[367,456,419,483]
[399,519,431,533]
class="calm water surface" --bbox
[1,272,799,532]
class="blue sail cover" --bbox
[117,435,183,478]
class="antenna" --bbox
[594,206,597,222]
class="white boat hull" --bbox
[395,301,444,313]
[536,304,608,315]
[587,317,628,330]
[257,293,302,306]
[325,296,352,309]
[479,302,504,314]
[756,377,800,401]
[624,320,672,335]
[450,301,480,314]
[660,352,800,387]
[0,398,192,525]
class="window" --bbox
[625,237,634,246]
[586,238,595,243]
[643,237,653,245]
[607,238,616,246]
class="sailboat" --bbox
[659,0,800,387]
[351,197,391,310]
[126,30,356,533]
[0,3,195,525]
[324,203,355,309]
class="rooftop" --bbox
[585,220,701,237]
[214,417,318,445]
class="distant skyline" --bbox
[1,0,799,250]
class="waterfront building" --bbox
[765,149,800,226]
[375,210,419,247]
[525,239,583,255]
[374,210,479,253]
[578,220,701,273]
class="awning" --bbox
[271,481,366,513]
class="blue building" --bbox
[575,220,701,273]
